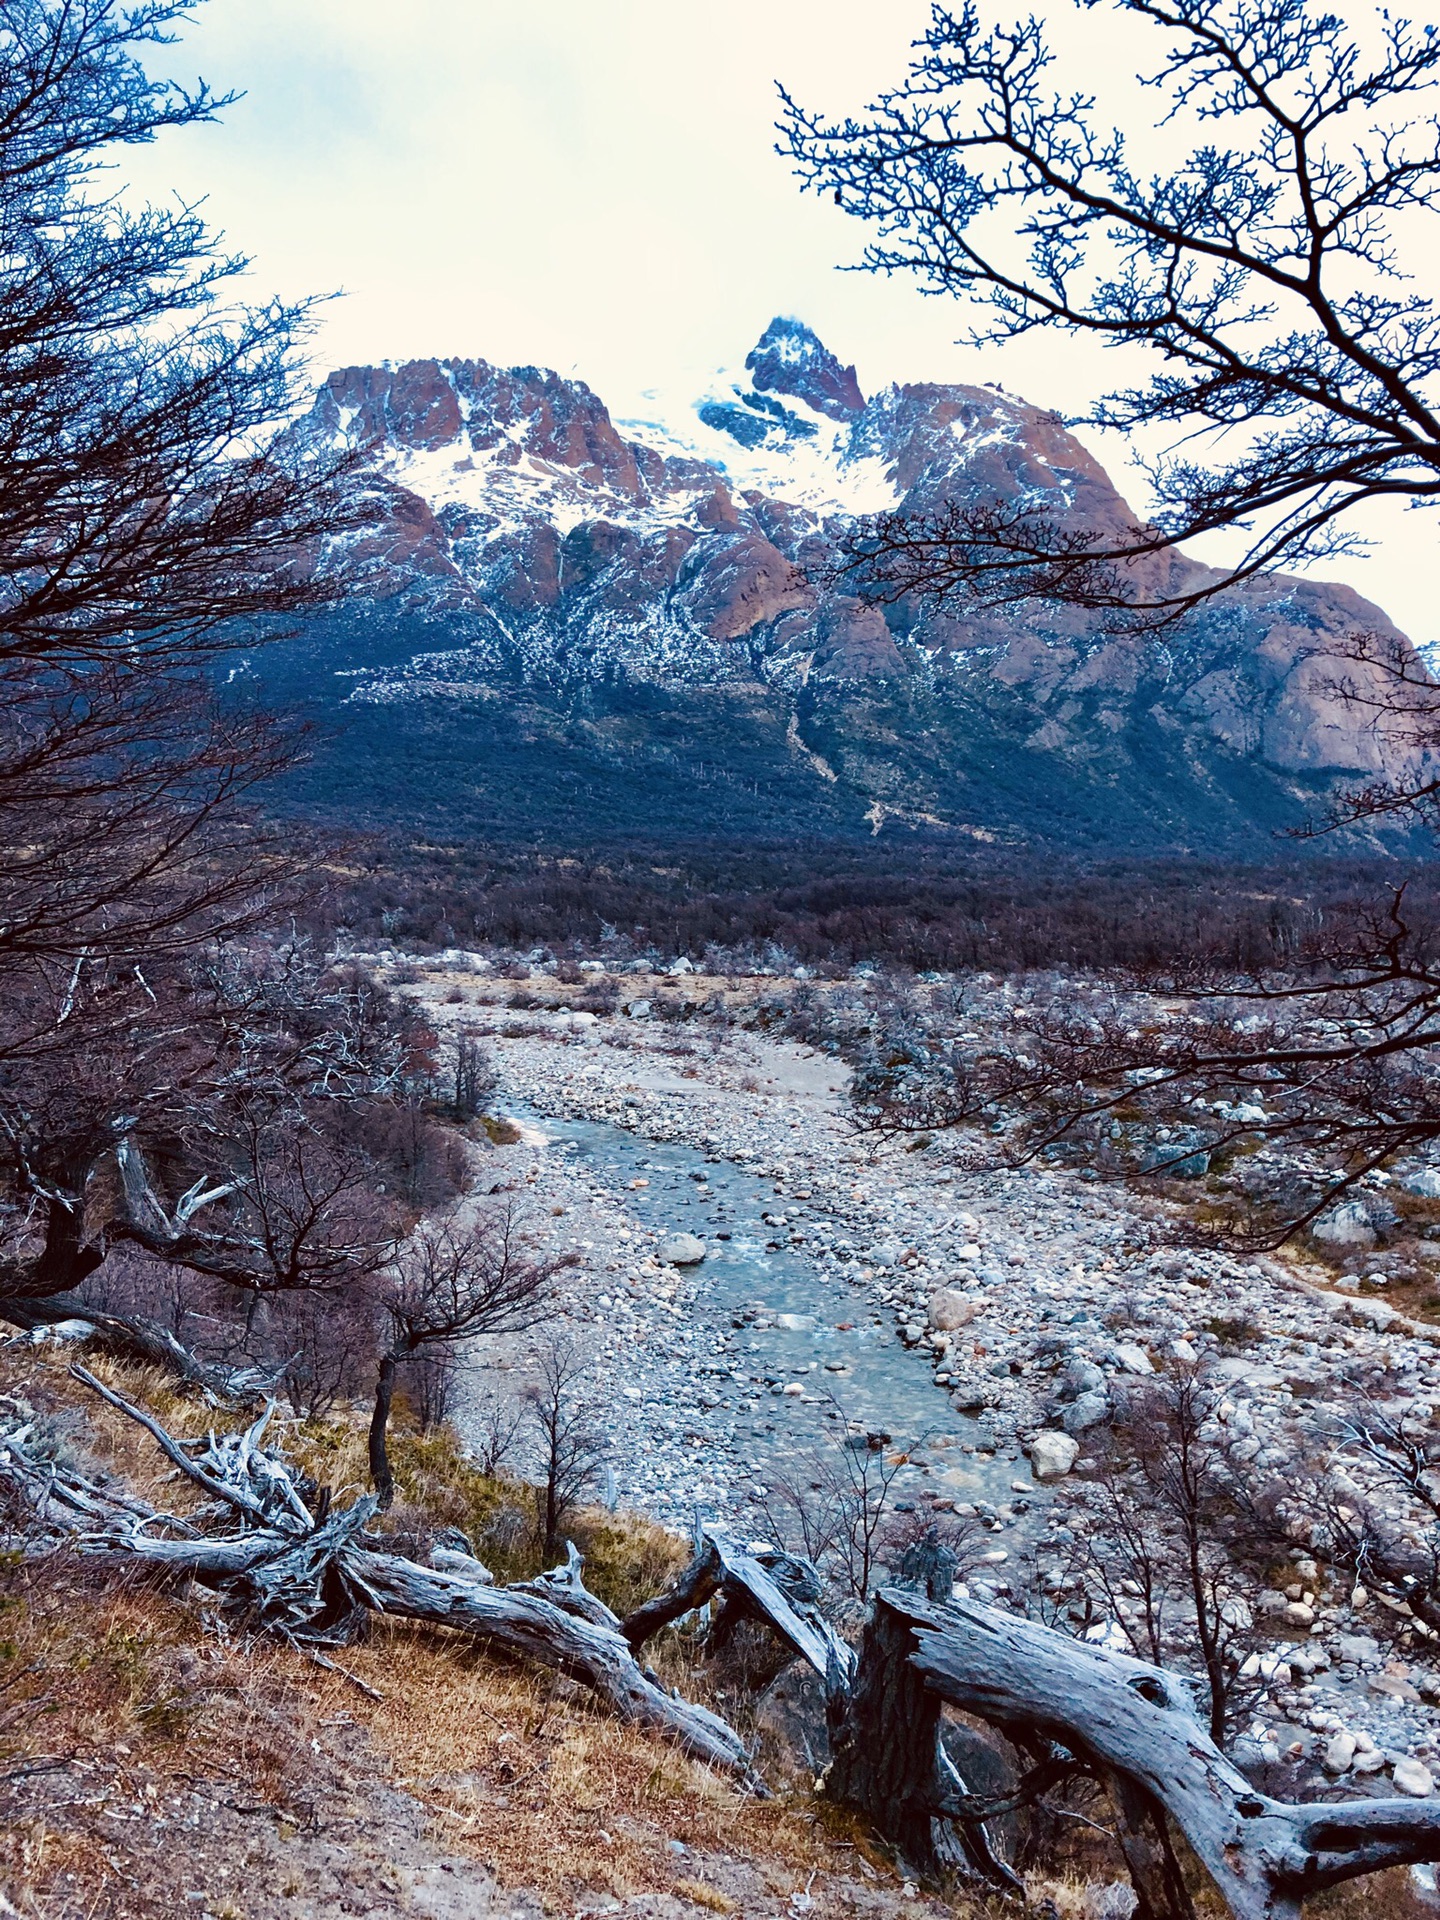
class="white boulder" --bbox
[1030,1432,1080,1481]
[657,1232,706,1265]
[1313,1202,1376,1248]
[1394,1758,1435,1798]
[1114,1343,1154,1375]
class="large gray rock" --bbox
[1141,1131,1210,1178]
[1059,1357,1106,1400]
[1114,1343,1154,1376]
[950,1377,998,1414]
[657,1232,706,1265]
[1404,1168,1440,1198]
[1063,1390,1112,1435]
[1030,1432,1080,1480]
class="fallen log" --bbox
[850,1586,1440,1920]
[1,1296,274,1402]
[349,1550,750,1772]
[1,1368,759,1782]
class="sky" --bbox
[123,0,1439,646]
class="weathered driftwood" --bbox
[510,1539,622,1630]
[870,1587,1440,1920]
[1,1296,273,1402]
[348,1549,748,1770]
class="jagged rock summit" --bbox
[272,321,1426,848]
[744,315,864,421]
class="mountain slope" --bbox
[260,319,1424,850]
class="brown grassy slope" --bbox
[0,1346,941,1920]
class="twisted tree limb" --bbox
[622,1528,855,1688]
[875,1587,1440,1920]
[0,1369,759,1782]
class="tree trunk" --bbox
[825,1593,954,1876]
[543,1455,560,1561]
[369,1351,398,1508]
[887,1586,1440,1920]
[1106,1768,1199,1920]
[622,1529,854,1685]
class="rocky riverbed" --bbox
[387,959,1440,1806]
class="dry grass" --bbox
[0,1345,953,1916]
[298,1618,867,1911]
[0,1547,325,1917]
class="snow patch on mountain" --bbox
[618,361,898,519]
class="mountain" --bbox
[258,319,1425,851]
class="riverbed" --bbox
[520,1112,1028,1518]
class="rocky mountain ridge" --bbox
[269,318,1424,849]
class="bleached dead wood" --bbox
[509,1539,622,1629]
[622,1527,855,1688]
[1,1294,275,1401]
[0,1368,758,1781]
[347,1550,751,1771]
[862,1587,1440,1920]
[14,1367,1437,1917]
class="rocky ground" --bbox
[384,955,1440,1819]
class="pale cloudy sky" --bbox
[125,0,1436,644]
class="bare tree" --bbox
[779,0,1440,622]
[451,1032,499,1122]
[0,946,424,1316]
[522,1335,608,1562]
[1051,1372,1266,1747]
[0,2,362,1002]
[0,4,400,1367]
[367,1208,564,1507]
[757,1413,929,1603]
[267,1283,379,1422]
[779,0,1440,1237]
[468,1391,528,1477]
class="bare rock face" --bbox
[282,318,1433,847]
[682,533,811,642]
[745,315,864,421]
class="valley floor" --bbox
[395,962,1440,1810]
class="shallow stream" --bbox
[534,1114,1033,1513]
